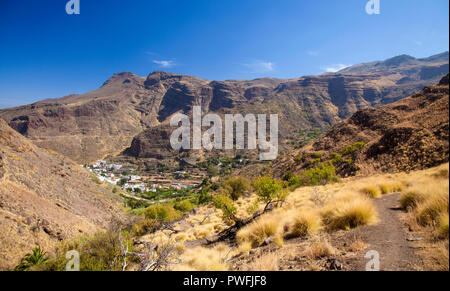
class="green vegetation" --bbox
[144,205,182,223]
[207,165,219,177]
[329,153,343,164]
[222,176,250,201]
[37,231,134,271]
[298,163,339,186]
[253,176,287,208]
[174,200,195,212]
[15,247,49,271]
[213,194,238,223]
[342,142,366,156]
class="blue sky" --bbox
[0,0,448,108]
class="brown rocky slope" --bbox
[0,52,448,164]
[0,119,126,270]
[272,74,449,177]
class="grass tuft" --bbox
[360,186,382,199]
[288,210,322,238]
[321,195,378,231]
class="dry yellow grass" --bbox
[287,209,322,238]
[360,186,382,199]
[438,213,449,239]
[242,252,279,271]
[305,239,336,259]
[173,244,235,271]
[237,215,283,249]
[379,182,404,194]
[321,193,378,230]
[399,166,449,228]
[348,239,368,252]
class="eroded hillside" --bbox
[0,119,126,270]
[272,74,449,177]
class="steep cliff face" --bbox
[272,75,449,177]
[0,118,126,270]
[0,52,448,163]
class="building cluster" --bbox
[84,161,201,195]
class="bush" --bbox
[321,196,378,230]
[400,191,427,210]
[253,176,284,205]
[222,177,250,201]
[329,153,343,164]
[207,165,219,177]
[298,163,339,186]
[379,182,404,194]
[289,210,322,238]
[38,231,133,271]
[438,213,449,239]
[213,195,237,223]
[282,171,295,182]
[174,200,195,213]
[416,193,449,226]
[305,240,335,259]
[144,205,181,223]
[237,217,282,249]
[342,142,366,156]
[132,219,158,236]
[360,186,382,199]
[125,198,150,210]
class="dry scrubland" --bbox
[17,163,448,271]
[136,163,449,271]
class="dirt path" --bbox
[338,193,423,271]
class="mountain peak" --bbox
[383,54,417,67]
[102,72,141,87]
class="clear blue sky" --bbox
[0,0,448,108]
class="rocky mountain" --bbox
[0,118,126,270]
[272,74,449,177]
[0,52,448,164]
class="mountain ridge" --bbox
[271,74,449,178]
[0,52,448,164]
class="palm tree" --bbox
[15,247,49,271]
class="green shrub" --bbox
[329,153,343,164]
[213,194,237,223]
[298,163,339,186]
[36,231,133,271]
[342,142,366,156]
[253,176,284,205]
[282,171,295,182]
[287,176,301,190]
[133,219,158,236]
[144,205,181,223]
[198,187,213,204]
[174,200,195,213]
[222,177,250,201]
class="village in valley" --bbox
[83,160,204,201]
